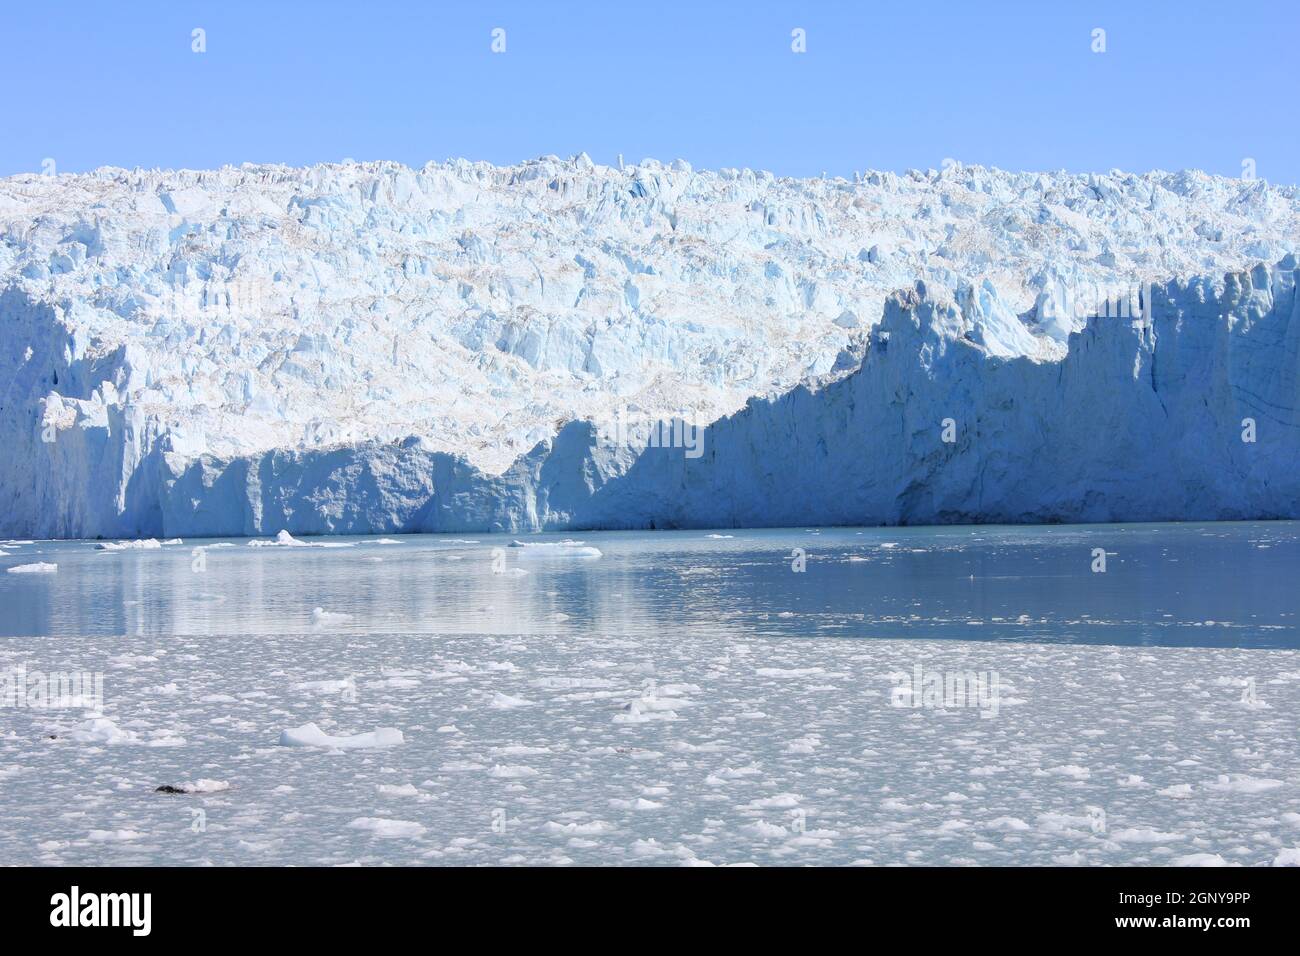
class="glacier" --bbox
[1,156,1298,538]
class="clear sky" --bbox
[4,0,1297,183]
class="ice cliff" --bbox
[1,157,1298,537]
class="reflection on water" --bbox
[1,522,1296,648]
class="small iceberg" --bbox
[7,562,57,574]
[278,722,403,749]
[249,529,308,548]
[311,607,352,626]
[96,538,162,551]
[509,539,602,559]
[347,817,426,838]
[66,716,138,745]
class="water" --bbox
[2,522,1297,647]
[2,522,1298,865]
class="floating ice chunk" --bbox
[746,793,802,809]
[755,666,832,678]
[610,797,663,811]
[96,538,162,551]
[489,764,539,779]
[1045,764,1092,780]
[363,538,403,545]
[1111,827,1184,844]
[744,821,789,839]
[348,817,425,838]
[66,717,138,745]
[294,677,356,694]
[1173,852,1234,867]
[543,820,613,835]
[278,722,403,749]
[249,529,308,547]
[1204,774,1284,794]
[170,779,229,794]
[377,783,420,797]
[7,562,56,574]
[510,540,602,559]
[490,692,533,709]
[1273,848,1300,867]
[312,607,352,626]
[614,699,681,723]
[986,816,1031,831]
[630,839,669,858]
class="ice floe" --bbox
[510,540,602,559]
[6,562,56,574]
[278,723,403,749]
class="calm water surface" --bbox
[1,522,1296,647]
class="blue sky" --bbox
[4,0,1297,183]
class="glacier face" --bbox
[152,260,1300,534]
[1,156,1299,537]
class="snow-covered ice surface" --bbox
[3,157,1299,538]
[0,524,1297,865]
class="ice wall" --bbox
[2,157,1298,537]
[143,259,1300,535]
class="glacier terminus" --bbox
[1,156,1298,538]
